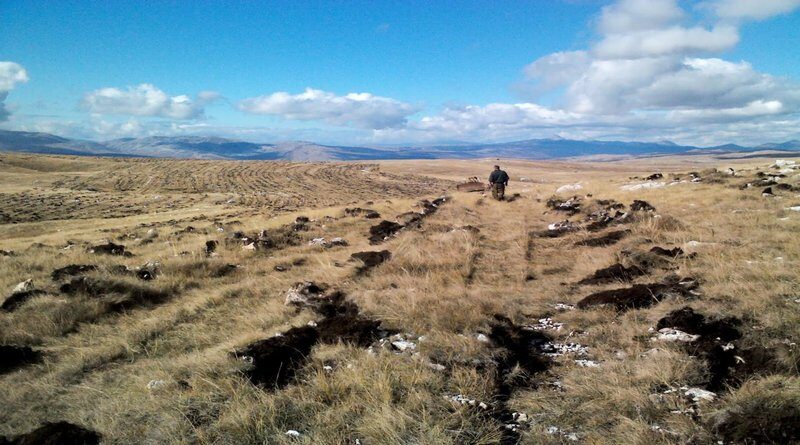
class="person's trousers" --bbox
[491,183,505,200]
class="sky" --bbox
[2,0,800,147]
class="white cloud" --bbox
[598,0,685,34]
[238,88,418,129]
[0,61,29,122]
[0,62,28,91]
[406,0,800,145]
[82,84,217,119]
[711,0,800,20]
[592,25,739,59]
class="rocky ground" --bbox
[1,153,799,444]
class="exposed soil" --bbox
[656,306,778,390]
[1,290,47,312]
[487,315,553,444]
[575,229,631,247]
[577,276,698,312]
[630,200,656,212]
[1,421,101,445]
[546,196,581,215]
[713,399,800,445]
[368,221,404,244]
[89,242,129,256]
[239,286,390,389]
[344,208,381,219]
[51,264,98,281]
[0,345,42,374]
[350,250,392,273]
[649,246,686,258]
[59,277,173,312]
[316,315,386,347]
[577,263,648,285]
[234,326,320,389]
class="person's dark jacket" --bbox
[488,170,509,185]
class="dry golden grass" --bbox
[1,152,798,444]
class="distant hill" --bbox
[1,129,798,161]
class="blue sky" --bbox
[2,0,800,146]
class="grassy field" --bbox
[1,152,798,444]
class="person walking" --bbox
[488,165,509,200]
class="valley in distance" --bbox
[1,147,799,444]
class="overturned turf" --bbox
[487,315,553,444]
[238,286,391,389]
[575,229,631,247]
[577,263,648,285]
[59,277,173,312]
[0,345,42,374]
[234,326,320,389]
[1,421,101,445]
[650,246,687,258]
[368,221,404,244]
[51,264,98,281]
[656,306,779,391]
[350,250,392,273]
[577,276,698,312]
[1,289,47,312]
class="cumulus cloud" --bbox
[711,0,800,20]
[592,25,739,59]
[0,61,29,122]
[82,84,217,119]
[238,88,418,129]
[401,0,800,145]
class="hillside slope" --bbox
[0,154,798,444]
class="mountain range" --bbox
[1,129,798,161]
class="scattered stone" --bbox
[684,387,715,402]
[543,342,589,357]
[646,173,663,180]
[553,303,575,311]
[546,196,581,215]
[655,328,700,342]
[574,359,601,368]
[525,318,564,331]
[0,345,42,374]
[284,282,329,307]
[136,261,160,281]
[285,430,301,438]
[309,237,349,248]
[534,220,579,237]
[621,182,665,191]
[1,422,101,445]
[556,183,582,194]
[146,379,167,391]
[12,279,34,294]
[655,306,778,390]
